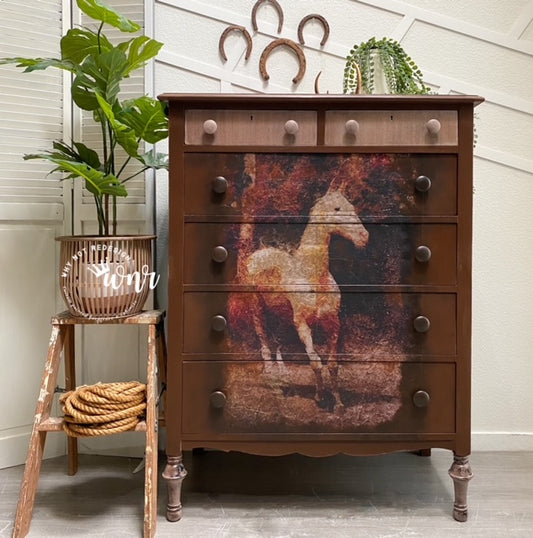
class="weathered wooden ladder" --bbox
[12,310,167,538]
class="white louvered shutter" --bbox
[75,0,152,235]
[0,0,66,469]
[0,0,65,221]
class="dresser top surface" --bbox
[158,93,484,108]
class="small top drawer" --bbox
[185,109,317,146]
[325,110,458,146]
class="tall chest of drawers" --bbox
[160,94,483,522]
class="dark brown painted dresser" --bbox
[159,93,484,522]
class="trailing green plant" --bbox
[343,37,430,95]
[0,0,168,235]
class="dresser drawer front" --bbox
[185,110,317,146]
[184,153,457,217]
[325,110,458,146]
[183,292,456,356]
[184,223,456,286]
[181,361,455,434]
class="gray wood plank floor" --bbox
[1,450,532,537]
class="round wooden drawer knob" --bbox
[426,118,441,135]
[415,245,432,263]
[210,390,227,408]
[284,119,299,135]
[415,175,432,193]
[212,176,228,194]
[203,119,218,135]
[212,245,228,263]
[211,315,227,332]
[413,315,431,333]
[345,119,360,136]
[412,390,431,408]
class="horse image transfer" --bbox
[243,180,369,412]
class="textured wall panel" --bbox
[154,0,533,449]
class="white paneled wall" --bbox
[153,0,533,450]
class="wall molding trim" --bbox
[472,432,533,452]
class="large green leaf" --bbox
[138,149,169,171]
[71,49,128,110]
[24,153,127,198]
[118,96,168,144]
[0,57,76,73]
[61,28,113,64]
[72,142,102,170]
[48,140,102,171]
[76,0,140,33]
[95,93,139,159]
[121,36,163,76]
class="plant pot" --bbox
[57,235,156,320]
[369,50,391,94]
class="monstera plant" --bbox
[1,0,168,236]
[1,0,168,318]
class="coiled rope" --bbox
[59,381,147,437]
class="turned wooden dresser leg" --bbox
[448,454,473,522]
[163,455,187,522]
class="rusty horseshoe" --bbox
[314,71,322,94]
[349,62,363,95]
[259,38,307,85]
[252,0,284,34]
[298,14,330,47]
[219,25,253,62]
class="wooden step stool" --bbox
[12,310,167,538]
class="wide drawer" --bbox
[183,292,456,356]
[181,361,456,434]
[183,153,457,217]
[325,110,458,146]
[184,223,456,286]
[185,109,317,146]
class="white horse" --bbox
[244,182,369,411]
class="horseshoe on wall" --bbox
[314,71,322,94]
[349,61,363,95]
[259,38,307,85]
[219,25,253,62]
[252,0,284,34]
[298,14,330,47]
